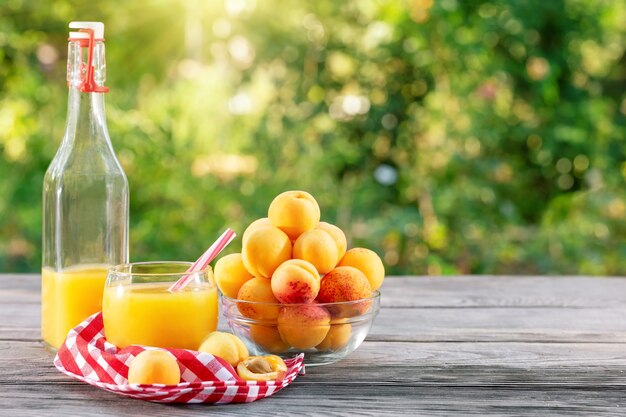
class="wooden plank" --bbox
[6,274,626,308]
[4,302,626,343]
[370,306,626,343]
[0,274,39,304]
[0,383,624,417]
[381,276,626,308]
[3,340,626,387]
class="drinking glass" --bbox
[102,261,217,350]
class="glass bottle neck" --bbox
[62,40,112,150]
[63,89,109,146]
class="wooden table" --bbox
[1,275,625,416]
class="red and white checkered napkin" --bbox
[53,312,305,404]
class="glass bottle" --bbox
[42,22,129,350]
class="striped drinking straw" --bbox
[168,228,236,292]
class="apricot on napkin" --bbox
[128,350,181,385]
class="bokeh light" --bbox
[0,0,624,275]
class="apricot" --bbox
[268,190,320,240]
[317,266,372,317]
[237,355,287,382]
[237,277,280,320]
[316,319,351,351]
[127,350,180,385]
[249,324,289,353]
[339,248,386,291]
[293,229,340,274]
[198,331,249,367]
[318,266,372,302]
[242,225,292,278]
[214,253,254,298]
[277,305,330,349]
[242,217,271,244]
[316,221,347,261]
[271,259,320,304]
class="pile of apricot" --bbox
[215,190,384,353]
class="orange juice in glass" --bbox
[102,262,218,350]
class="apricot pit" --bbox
[236,355,287,382]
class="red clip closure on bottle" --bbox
[76,28,109,93]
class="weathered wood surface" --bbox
[1,274,625,416]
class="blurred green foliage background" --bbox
[1,0,625,275]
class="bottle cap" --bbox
[69,21,104,40]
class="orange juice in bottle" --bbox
[41,265,109,349]
[41,22,128,350]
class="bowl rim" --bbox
[221,290,381,308]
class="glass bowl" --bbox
[221,291,380,366]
